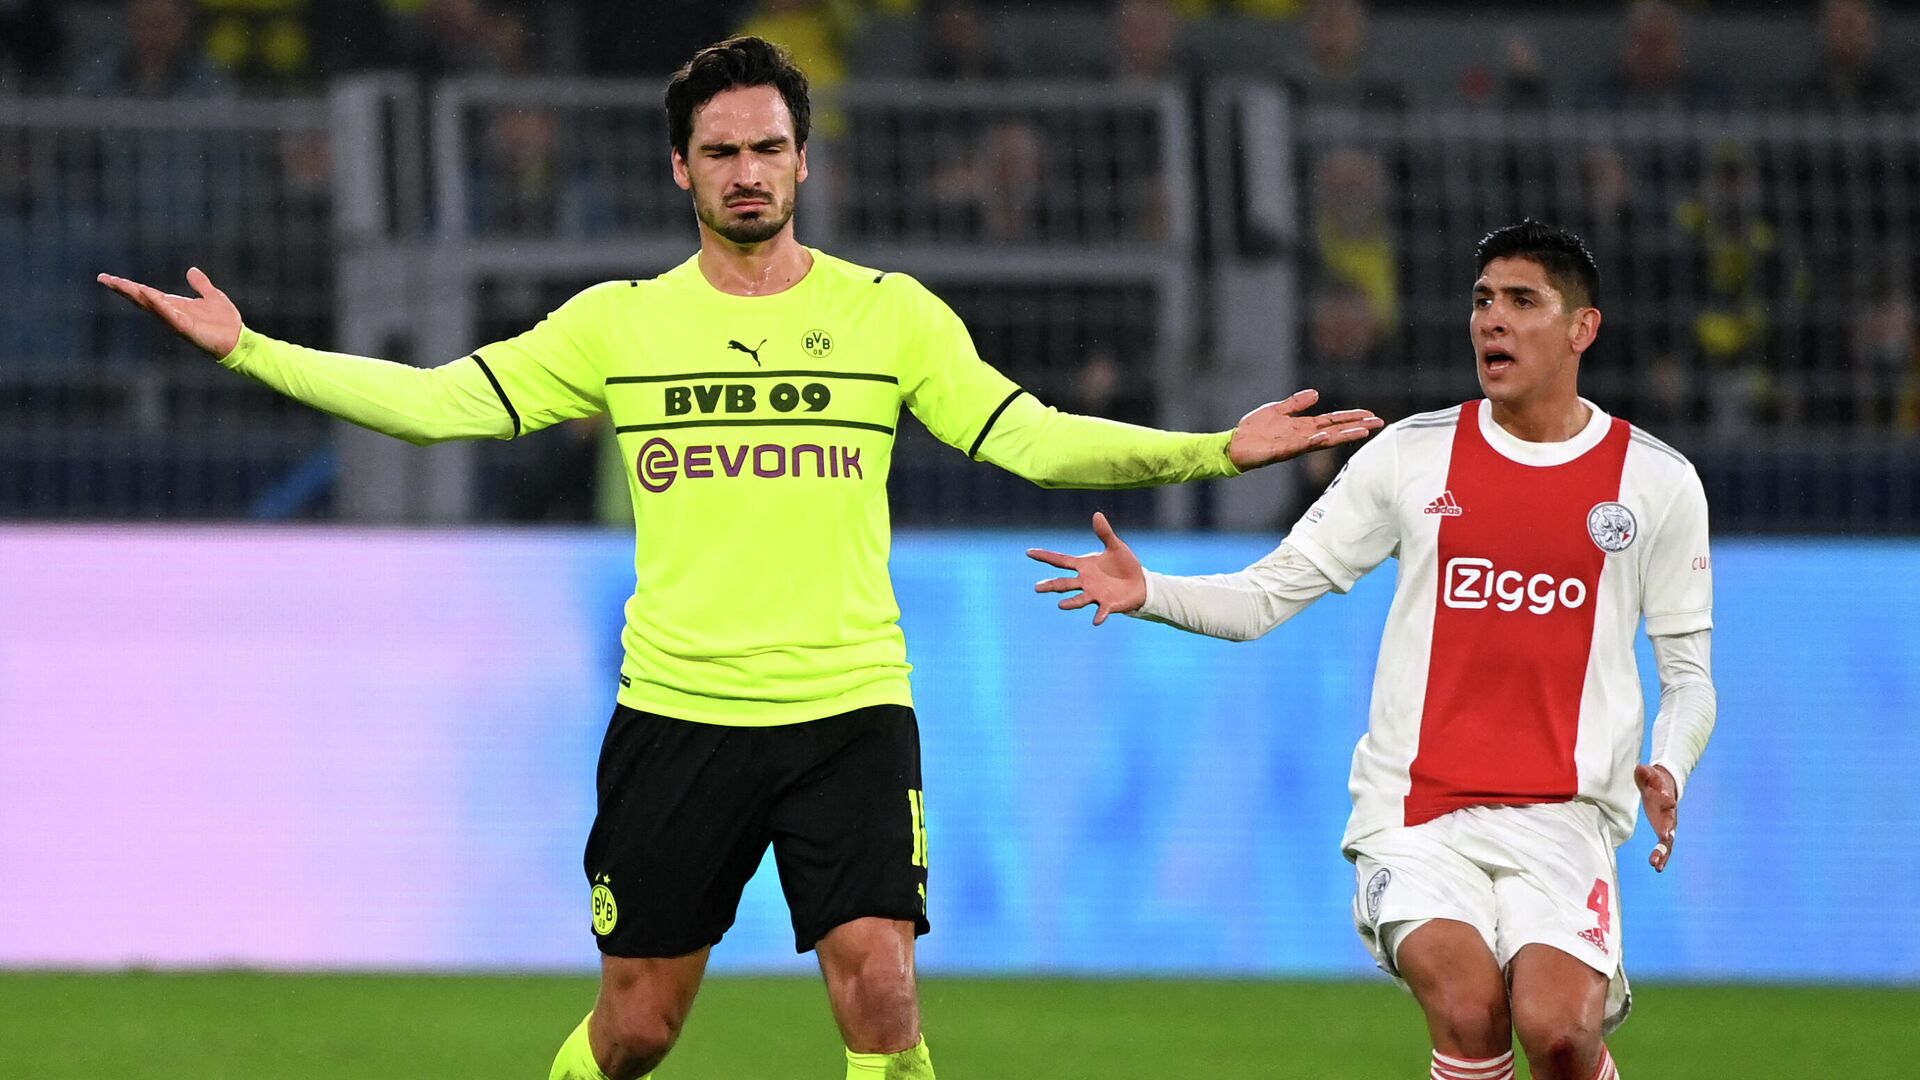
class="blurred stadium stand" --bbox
[2,1,1916,531]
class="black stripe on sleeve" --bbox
[471,354,521,438]
[967,388,1028,460]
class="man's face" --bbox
[672,85,807,246]
[1470,256,1594,406]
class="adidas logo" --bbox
[1423,490,1464,516]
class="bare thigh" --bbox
[1395,917,1513,1061]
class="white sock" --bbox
[1590,1044,1619,1080]
[1430,1048,1515,1080]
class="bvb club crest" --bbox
[591,877,618,936]
[1587,501,1637,553]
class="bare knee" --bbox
[818,918,920,1053]
[1422,984,1512,1055]
[591,954,706,1080]
[592,998,685,1080]
[1511,1000,1600,1080]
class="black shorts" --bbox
[582,702,930,957]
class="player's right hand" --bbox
[1027,512,1147,626]
[97,267,244,359]
[1635,763,1678,872]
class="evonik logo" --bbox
[636,437,864,493]
[1442,557,1589,615]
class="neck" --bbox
[1488,391,1590,443]
[697,225,812,297]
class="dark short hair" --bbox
[665,36,811,159]
[1475,220,1600,309]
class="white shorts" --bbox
[1348,801,1632,1034]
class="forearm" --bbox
[975,395,1239,488]
[1649,629,1717,800]
[221,328,512,445]
[1133,542,1334,641]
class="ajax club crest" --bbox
[1587,501,1637,553]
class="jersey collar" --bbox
[1475,396,1612,467]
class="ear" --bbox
[1568,305,1602,356]
[796,143,809,185]
[671,148,692,192]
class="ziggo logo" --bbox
[1442,557,1589,615]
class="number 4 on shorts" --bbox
[1587,879,1611,933]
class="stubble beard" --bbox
[698,191,796,246]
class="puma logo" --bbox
[727,338,766,366]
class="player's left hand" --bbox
[1635,763,1678,872]
[1227,389,1384,471]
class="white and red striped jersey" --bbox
[1284,399,1713,849]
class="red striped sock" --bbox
[1430,1049,1515,1080]
[1588,1044,1619,1080]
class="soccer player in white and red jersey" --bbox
[1029,221,1718,1080]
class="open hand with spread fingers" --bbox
[1227,388,1385,471]
[1027,512,1147,626]
[1635,763,1679,872]
[96,267,244,359]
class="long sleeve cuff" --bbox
[1132,541,1337,641]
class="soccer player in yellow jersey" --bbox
[100,36,1381,1080]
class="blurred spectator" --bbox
[468,106,596,235]
[0,0,61,92]
[1311,146,1398,335]
[1308,284,1392,409]
[1276,286,1386,526]
[386,0,538,77]
[1067,342,1155,425]
[737,0,854,91]
[80,0,229,98]
[576,0,747,76]
[1460,31,1549,109]
[1853,274,1919,431]
[1586,0,1716,110]
[193,0,400,91]
[924,0,1008,82]
[1103,0,1197,84]
[1796,0,1906,112]
[932,119,1044,241]
[1675,142,1788,431]
[0,129,122,365]
[1284,0,1405,109]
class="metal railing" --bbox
[7,83,1919,530]
[1,97,336,518]
[1214,94,1920,532]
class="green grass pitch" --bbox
[2,973,1915,1078]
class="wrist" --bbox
[1649,760,1685,801]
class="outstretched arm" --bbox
[1638,628,1717,873]
[976,389,1382,490]
[895,273,1380,486]
[1029,513,1337,638]
[99,268,592,445]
